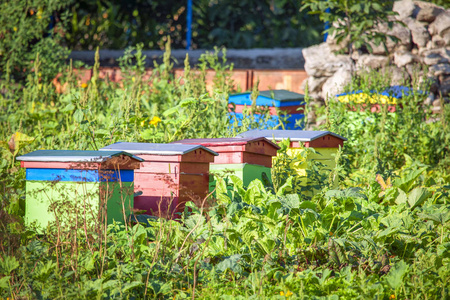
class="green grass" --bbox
[1,44,449,299]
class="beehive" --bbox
[236,130,347,193]
[336,85,425,113]
[228,89,305,129]
[17,150,143,230]
[100,142,217,217]
[173,137,280,190]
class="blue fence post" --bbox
[186,0,193,50]
[324,7,330,42]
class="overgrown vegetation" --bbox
[1,40,450,299]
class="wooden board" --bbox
[230,104,304,115]
[25,168,134,182]
[253,70,308,94]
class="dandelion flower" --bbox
[150,116,161,127]
[280,291,285,296]
[37,7,43,19]
[286,291,293,297]
[13,27,17,32]
[390,295,396,299]
[81,83,88,89]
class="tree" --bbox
[0,0,72,82]
[301,0,399,70]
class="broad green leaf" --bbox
[215,254,243,274]
[0,276,11,289]
[162,106,179,117]
[122,281,144,293]
[325,187,367,200]
[385,260,408,289]
[407,187,430,210]
[395,188,408,206]
[73,108,84,123]
[0,255,19,275]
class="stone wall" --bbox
[302,0,450,124]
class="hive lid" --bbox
[229,89,305,107]
[236,130,347,142]
[100,142,218,156]
[259,90,305,101]
[16,150,144,162]
[173,137,280,149]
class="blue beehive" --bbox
[336,85,425,105]
[228,89,305,129]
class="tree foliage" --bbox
[64,0,323,50]
[0,0,72,82]
[301,0,399,56]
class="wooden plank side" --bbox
[179,162,211,174]
[212,151,273,166]
[135,154,183,163]
[230,104,304,115]
[134,195,179,218]
[244,140,279,157]
[21,161,101,170]
[200,145,246,154]
[25,168,135,182]
[179,174,210,200]
[137,161,181,174]
[178,174,211,212]
[100,155,142,170]
[180,149,216,163]
[242,152,273,168]
[308,135,345,148]
[134,172,180,196]
[212,151,244,164]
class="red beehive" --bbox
[100,143,217,218]
[173,137,280,167]
[173,138,280,188]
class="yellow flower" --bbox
[81,83,88,89]
[13,27,17,32]
[150,116,161,127]
[140,120,145,127]
[280,290,293,297]
[132,76,136,82]
[37,7,43,19]
[390,295,396,299]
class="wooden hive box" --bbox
[17,150,143,231]
[100,142,217,217]
[236,130,347,194]
[172,137,280,190]
[228,89,305,129]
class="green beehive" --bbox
[236,130,347,196]
[17,150,143,230]
[173,138,280,192]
